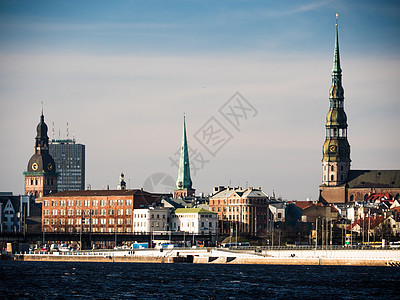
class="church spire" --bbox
[332,13,341,75]
[174,115,195,198]
[321,14,351,187]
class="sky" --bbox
[0,0,399,200]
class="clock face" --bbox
[47,163,53,170]
[32,163,38,171]
[329,145,337,153]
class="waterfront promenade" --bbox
[11,246,400,266]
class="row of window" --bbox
[210,198,268,205]
[43,199,132,207]
[43,218,131,225]
[43,209,132,216]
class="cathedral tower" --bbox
[24,109,57,198]
[173,116,195,198]
[322,17,351,186]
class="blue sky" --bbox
[1,0,399,200]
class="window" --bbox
[109,219,114,225]
[108,209,114,215]
[60,200,66,207]
[52,200,57,207]
[76,209,82,216]
[68,209,74,216]
[67,219,73,225]
[125,209,131,215]
[100,219,107,225]
[117,209,123,215]
[60,209,66,216]
[109,200,115,206]
[92,200,98,206]
[117,199,123,205]
[331,165,334,171]
[52,210,58,216]
[278,212,282,219]
[92,219,98,225]
[125,218,131,225]
[100,200,107,206]
[44,209,49,216]
[43,219,49,225]
[67,200,73,206]
[117,218,123,225]
[100,209,106,216]
[331,175,334,181]
[76,200,82,207]
[84,200,90,207]
[125,199,132,205]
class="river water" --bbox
[1,261,399,299]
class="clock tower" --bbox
[322,17,351,187]
[24,109,57,198]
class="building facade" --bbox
[24,111,58,198]
[319,19,400,204]
[49,138,85,191]
[171,208,217,235]
[41,190,164,233]
[209,186,270,236]
[133,207,171,233]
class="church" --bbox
[24,109,58,198]
[319,19,400,204]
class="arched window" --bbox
[331,165,334,171]
[350,195,354,202]
[331,175,334,181]
[340,165,343,171]
[340,175,343,181]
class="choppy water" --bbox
[1,261,399,299]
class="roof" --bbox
[347,216,385,230]
[346,170,400,188]
[174,208,216,214]
[43,189,166,197]
[365,193,392,202]
[211,187,268,199]
[291,201,316,210]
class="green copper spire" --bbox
[321,14,351,187]
[176,115,193,190]
[332,14,342,75]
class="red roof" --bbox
[347,216,385,231]
[365,193,392,202]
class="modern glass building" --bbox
[49,139,85,191]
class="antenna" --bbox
[336,13,338,26]
[66,122,69,139]
[52,122,55,140]
[73,131,76,142]
[41,101,44,115]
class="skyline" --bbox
[1,1,399,200]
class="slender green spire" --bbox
[332,14,342,75]
[176,115,192,190]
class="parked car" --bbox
[59,244,70,252]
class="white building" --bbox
[132,207,171,233]
[171,208,217,235]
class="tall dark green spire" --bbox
[332,15,341,75]
[322,15,351,186]
[176,115,193,190]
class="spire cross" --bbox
[41,101,44,115]
[336,13,338,26]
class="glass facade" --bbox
[49,139,85,191]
